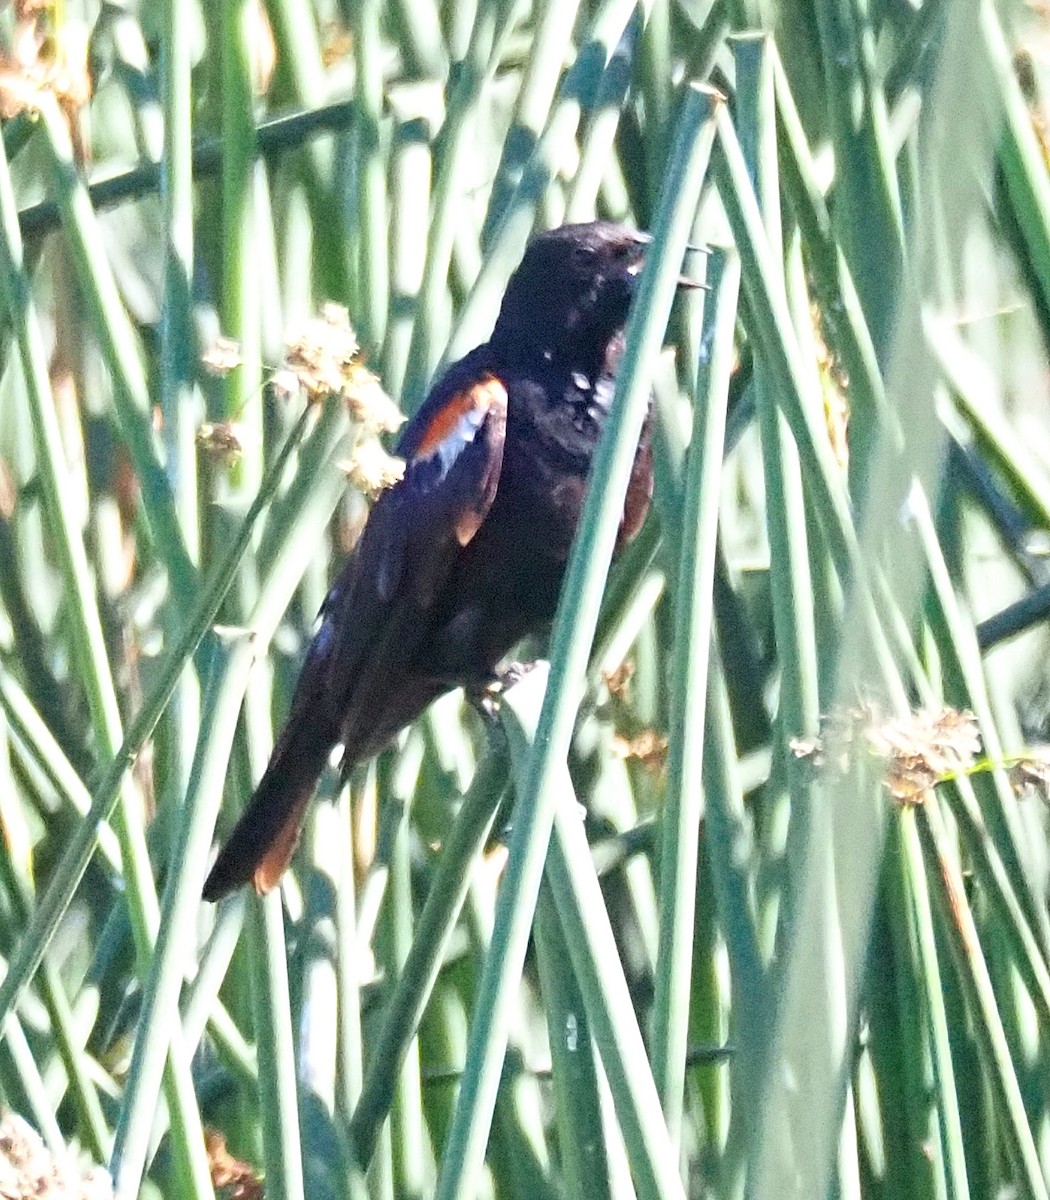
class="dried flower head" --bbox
[0,1109,111,1199]
[197,422,248,466]
[274,306,406,435]
[321,22,354,68]
[602,659,635,703]
[0,16,90,120]
[1009,750,1050,800]
[865,707,981,804]
[205,1129,263,1200]
[612,729,668,775]
[202,337,243,377]
[343,365,406,434]
[280,304,361,403]
[339,440,406,498]
[792,704,982,806]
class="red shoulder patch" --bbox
[415,375,507,458]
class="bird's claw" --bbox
[496,660,536,692]
[468,685,502,725]
[467,661,537,722]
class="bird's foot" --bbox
[466,661,537,722]
[466,675,502,725]
[496,660,536,692]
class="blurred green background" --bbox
[1,1,1050,1198]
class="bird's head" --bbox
[490,222,649,371]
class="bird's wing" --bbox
[320,368,508,705]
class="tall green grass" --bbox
[0,1,1049,1198]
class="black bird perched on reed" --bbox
[203,220,667,900]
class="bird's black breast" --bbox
[416,362,651,683]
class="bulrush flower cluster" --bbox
[273,304,361,403]
[612,729,669,775]
[792,704,983,805]
[274,304,403,438]
[338,438,406,498]
[199,306,406,496]
[1009,751,1050,800]
[196,421,249,467]
[0,9,91,120]
[866,707,982,805]
[201,337,243,378]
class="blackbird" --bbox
[203,221,661,901]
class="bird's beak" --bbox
[679,242,710,290]
[624,264,707,290]
[627,232,709,290]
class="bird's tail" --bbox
[202,718,336,902]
